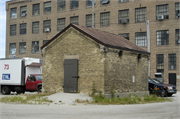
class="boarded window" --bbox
[19,42,26,54]
[32,21,39,33]
[20,23,26,34]
[32,41,39,53]
[11,8,17,19]
[10,43,16,55]
[33,3,40,15]
[100,12,110,26]
[119,33,129,40]
[20,6,27,17]
[58,0,66,11]
[44,1,51,13]
[70,0,79,9]
[43,20,51,32]
[70,16,79,25]
[135,7,146,22]
[57,18,65,31]
[135,32,147,46]
[119,9,129,24]
[168,54,176,70]
[156,30,169,45]
[156,4,169,20]
[10,24,16,36]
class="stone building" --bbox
[41,24,150,96]
[6,0,180,90]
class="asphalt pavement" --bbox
[0,91,179,119]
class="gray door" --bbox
[169,73,176,86]
[64,59,78,93]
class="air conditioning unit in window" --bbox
[21,11,27,17]
[178,39,180,44]
[44,28,50,32]
[157,15,164,20]
[9,55,16,58]
[102,0,110,5]
[121,19,128,24]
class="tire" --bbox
[1,86,11,95]
[167,93,173,97]
[37,86,42,93]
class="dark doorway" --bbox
[169,73,176,86]
[64,59,78,93]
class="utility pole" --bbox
[92,0,94,28]
[146,20,150,77]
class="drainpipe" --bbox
[146,20,150,77]
[92,0,94,28]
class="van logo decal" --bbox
[4,64,9,70]
[2,74,10,80]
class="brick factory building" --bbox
[5,0,180,90]
[41,23,150,96]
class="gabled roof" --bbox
[41,24,150,55]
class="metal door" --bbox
[64,59,78,93]
[169,73,176,86]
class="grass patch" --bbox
[0,93,53,105]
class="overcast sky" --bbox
[0,0,7,58]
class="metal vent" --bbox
[157,15,164,20]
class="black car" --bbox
[148,77,165,97]
[152,78,177,97]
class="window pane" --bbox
[19,42,26,54]
[70,0,79,9]
[175,29,180,44]
[33,3,40,15]
[119,33,129,40]
[10,24,16,36]
[101,0,110,5]
[169,54,176,70]
[135,7,146,22]
[43,40,49,45]
[32,21,39,33]
[70,16,79,25]
[11,8,17,19]
[57,18,65,31]
[156,30,169,45]
[86,14,95,27]
[20,6,27,17]
[32,41,39,53]
[44,2,51,13]
[43,20,51,32]
[119,9,129,24]
[156,4,169,19]
[156,54,164,73]
[135,32,146,46]
[10,43,16,55]
[58,0,66,11]
[100,12,110,26]
[86,0,96,7]
[20,23,26,34]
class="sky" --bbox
[0,0,7,58]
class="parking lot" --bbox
[0,91,180,119]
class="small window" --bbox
[32,21,39,33]
[86,14,95,27]
[156,54,164,73]
[43,20,51,32]
[168,54,176,70]
[86,0,96,7]
[58,0,66,11]
[175,29,180,44]
[11,8,17,19]
[43,40,49,45]
[10,24,16,36]
[101,0,110,5]
[119,0,129,3]
[70,16,79,25]
[119,9,129,24]
[156,4,169,20]
[32,41,39,53]
[20,6,27,17]
[156,30,169,45]
[19,42,26,54]
[20,23,27,35]
[135,7,146,22]
[119,33,129,40]
[44,1,51,13]
[33,3,40,15]
[100,12,110,26]
[57,18,65,31]
[10,43,16,55]
[70,0,79,10]
[175,3,180,18]
[135,32,147,46]
[28,75,36,81]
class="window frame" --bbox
[175,29,180,44]
[135,7,146,22]
[9,43,16,55]
[43,20,51,32]
[86,0,96,7]
[57,0,66,11]
[10,24,16,36]
[86,14,95,27]
[100,0,110,5]
[119,33,129,40]
[119,9,129,24]
[168,54,176,70]
[43,40,49,45]
[33,3,40,15]
[70,16,79,25]
[175,3,180,18]
[19,42,26,54]
[100,12,110,27]
[10,7,17,19]
[119,0,129,3]
[44,1,51,14]
[70,0,79,10]
[32,41,39,53]
[156,54,164,73]
[20,23,27,35]
[156,4,169,20]
[32,21,39,34]
[135,32,147,47]
[156,30,169,46]
[57,18,66,31]
[20,6,27,17]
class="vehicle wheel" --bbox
[164,91,168,97]
[37,86,42,93]
[1,86,11,95]
[167,93,173,97]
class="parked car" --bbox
[148,77,165,97]
[152,78,177,97]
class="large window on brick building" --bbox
[135,32,146,46]
[10,43,16,55]
[44,1,51,13]
[169,54,176,70]
[135,7,146,22]
[100,12,110,26]
[119,9,129,24]
[156,30,169,45]
[70,16,79,25]
[101,0,110,5]
[32,21,39,33]
[43,20,51,32]
[32,41,39,53]
[86,0,96,7]
[33,3,40,15]
[70,0,79,10]
[19,42,26,54]
[20,6,27,17]
[175,29,180,44]
[10,24,16,36]
[57,18,65,31]
[11,8,17,19]
[156,54,164,73]
[58,0,66,11]
[175,3,180,18]
[20,23,26,35]
[86,14,95,27]
[156,4,169,20]
[119,0,129,3]
[43,40,49,45]
[119,33,129,40]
